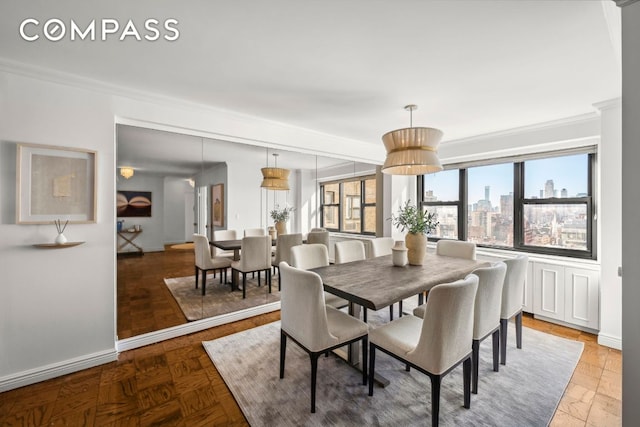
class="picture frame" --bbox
[117,190,152,217]
[17,143,97,224]
[211,183,224,227]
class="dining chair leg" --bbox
[310,352,320,413]
[515,311,523,349]
[258,271,261,287]
[472,339,479,394]
[431,375,442,427]
[195,267,199,289]
[279,330,286,378]
[463,357,471,409]
[399,300,403,317]
[500,318,508,365]
[242,273,247,299]
[492,329,500,372]
[361,336,368,386]
[368,345,376,396]
[219,269,223,284]
[201,269,207,296]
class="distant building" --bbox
[561,188,568,198]
[544,179,555,198]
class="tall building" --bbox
[561,188,568,198]
[545,179,555,198]
[500,192,514,218]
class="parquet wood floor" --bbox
[0,248,621,426]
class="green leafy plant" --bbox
[270,205,294,222]
[390,200,439,235]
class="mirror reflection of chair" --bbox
[500,254,529,365]
[291,244,348,309]
[306,230,329,251]
[231,236,272,299]
[213,229,237,260]
[369,275,479,427]
[244,228,266,237]
[278,262,369,413]
[272,233,303,290]
[193,234,232,295]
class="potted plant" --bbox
[390,200,438,265]
[270,204,294,236]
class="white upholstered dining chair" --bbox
[436,239,477,260]
[369,237,402,320]
[306,230,329,251]
[290,244,348,309]
[243,228,266,237]
[212,229,237,259]
[500,254,528,365]
[369,275,479,427]
[193,234,232,295]
[231,235,272,299]
[272,233,303,290]
[413,262,506,394]
[278,262,369,413]
[369,237,394,258]
[334,240,366,264]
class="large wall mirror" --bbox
[116,124,378,344]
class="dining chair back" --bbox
[213,229,237,258]
[244,228,266,237]
[230,235,272,298]
[369,237,394,258]
[291,243,329,270]
[192,234,232,295]
[290,243,348,309]
[272,233,303,290]
[436,240,477,260]
[369,275,479,427]
[310,227,326,232]
[500,254,529,365]
[334,240,366,264]
[279,262,369,413]
[306,230,329,250]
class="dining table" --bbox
[310,251,488,384]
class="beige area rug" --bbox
[169,242,194,250]
[164,273,280,321]
[203,314,583,426]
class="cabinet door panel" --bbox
[533,263,565,321]
[564,268,599,329]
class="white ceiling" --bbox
[0,0,621,174]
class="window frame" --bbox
[418,151,596,259]
[320,174,376,236]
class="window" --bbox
[418,151,595,259]
[421,169,461,239]
[321,175,376,235]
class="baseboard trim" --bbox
[116,301,281,352]
[598,332,622,350]
[0,349,117,392]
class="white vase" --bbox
[55,233,67,245]
[391,240,408,267]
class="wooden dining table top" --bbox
[311,253,488,311]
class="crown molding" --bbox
[614,0,639,7]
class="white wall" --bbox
[596,100,622,349]
[0,68,381,391]
[163,177,192,245]
[620,1,640,424]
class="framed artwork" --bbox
[17,143,97,224]
[211,183,224,227]
[117,191,152,217]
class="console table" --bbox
[117,230,144,255]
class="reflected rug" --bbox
[164,274,280,321]
[203,312,583,426]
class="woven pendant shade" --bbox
[260,167,290,190]
[381,105,444,175]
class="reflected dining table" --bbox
[310,252,488,384]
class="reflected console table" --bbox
[117,230,144,255]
